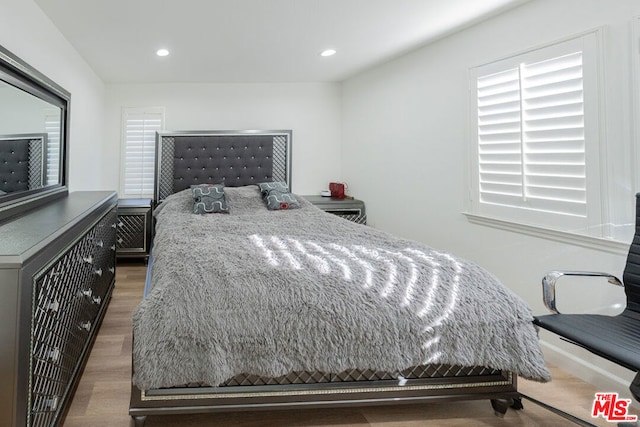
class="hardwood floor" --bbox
[63,263,624,426]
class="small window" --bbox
[468,31,603,235]
[120,107,164,197]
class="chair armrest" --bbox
[541,270,623,314]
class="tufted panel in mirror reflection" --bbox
[0,45,69,222]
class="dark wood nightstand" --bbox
[116,198,152,260]
[303,195,366,225]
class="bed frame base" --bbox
[131,398,521,427]
[129,371,519,425]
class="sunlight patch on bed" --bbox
[247,236,460,330]
[380,250,418,306]
[421,337,443,365]
[406,249,441,317]
[305,241,352,280]
[411,249,461,329]
[287,238,330,274]
[353,246,397,298]
[328,243,374,288]
[248,235,279,267]
[422,336,440,350]
[270,236,302,270]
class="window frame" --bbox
[466,29,610,242]
[119,106,165,198]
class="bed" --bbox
[129,130,551,426]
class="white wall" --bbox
[342,0,640,397]
[0,0,108,192]
[0,86,54,134]
[104,82,342,195]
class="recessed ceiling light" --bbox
[156,48,170,57]
[320,49,336,57]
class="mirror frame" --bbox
[0,45,70,222]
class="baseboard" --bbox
[539,332,638,410]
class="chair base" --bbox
[519,393,598,427]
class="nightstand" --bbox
[303,195,366,225]
[116,198,152,260]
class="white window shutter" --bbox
[44,108,61,185]
[469,31,603,235]
[521,51,586,217]
[121,108,164,197]
[477,67,523,207]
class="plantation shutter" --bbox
[121,108,164,197]
[469,32,602,234]
[477,52,585,217]
[477,67,523,208]
[44,108,61,185]
[521,52,585,217]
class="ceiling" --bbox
[34,0,529,84]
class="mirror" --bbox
[0,45,69,222]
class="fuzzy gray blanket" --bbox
[132,186,551,390]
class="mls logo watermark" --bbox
[592,392,638,422]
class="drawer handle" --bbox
[95,239,104,248]
[109,267,115,274]
[79,321,92,332]
[48,348,61,362]
[83,255,94,265]
[111,222,117,229]
[46,396,59,411]
[46,300,60,313]
[94,268,103,277]
[111,244,116,251]
[82,288,101,304]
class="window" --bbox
[468,31,604,236]
[120,107,164,197]
[44,108,61,185]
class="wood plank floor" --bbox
[63,263,625,426]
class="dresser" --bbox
[0,191,118,427]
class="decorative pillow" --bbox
[191,184,229,214]
[257,181,301,210]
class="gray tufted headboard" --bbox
[154,130,292,203]
[0,134,47,193]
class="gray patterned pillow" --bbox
[191,184,229,214]
[257,181,300,210]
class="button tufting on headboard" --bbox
[171,135,275,193]
[0,139,30,193]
